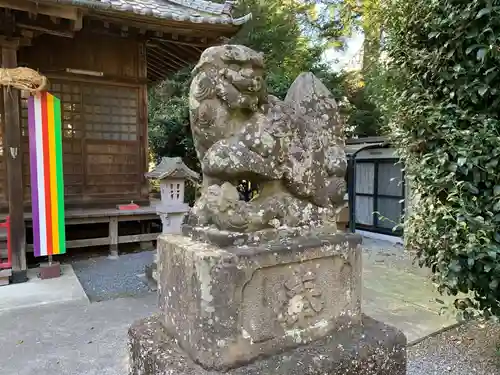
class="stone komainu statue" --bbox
[129,45,407,375]
[185,44,347,234]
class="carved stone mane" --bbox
[185,44,347,240]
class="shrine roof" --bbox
[61,0,251,25]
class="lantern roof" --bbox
[145,157,200,181]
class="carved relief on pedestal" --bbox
[277,267,325,329]
[238,255,356,347]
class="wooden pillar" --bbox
[138,41,150,202]
[1,40,27,282]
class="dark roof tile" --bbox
[69,0,251,25]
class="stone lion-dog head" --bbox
[190,44,268,112]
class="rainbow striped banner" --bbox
[28,92,66,257]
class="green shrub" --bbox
[375,0,500,318]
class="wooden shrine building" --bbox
[0,0,250,281]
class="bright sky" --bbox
[323,32,364,71]
[311,3,364,71]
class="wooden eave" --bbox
[86,10,240,83]
[0,0,248,83]
[88,9,242,36]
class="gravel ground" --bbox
[360,237,500,374]
[408,320,500,375]
[71,250,155,302]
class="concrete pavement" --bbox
[0,264,88,313]
[0,294,157,375]
[0,236,463,374]
[362,237,461,344]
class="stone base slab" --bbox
[128,314,406,375]
[39,262,61,280]
[0,268,11,286]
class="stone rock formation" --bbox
[128,45,406,375]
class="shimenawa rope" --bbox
[0,67,48,93]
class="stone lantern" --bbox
[145,157,199,235]
[144,157,199,289]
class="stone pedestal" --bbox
[145,204,190,288]
[157,205,190,235]
[128,231,407,374]
[129,314,406,375]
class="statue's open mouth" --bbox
[232,78,262,94]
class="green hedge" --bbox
[376,0,500,318]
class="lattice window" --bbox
[82,85,138,141]
[0,113,3,157]
[20,81,138,141]
[0,102,5,203]
[169,183,181,200]
[20,98,29,137]
[20,82,83,139]
[54,82,83,139]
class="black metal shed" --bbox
[346,137,405,237]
